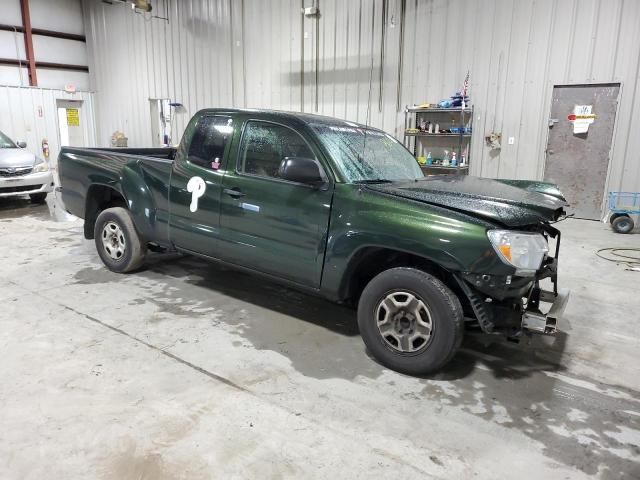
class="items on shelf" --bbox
[442,150,450,167]
[438,92,469,109]
[403,94,473,175]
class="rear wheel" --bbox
[357,267,464,375]
[611,215,634,234]
[29,193,47,204]
[94,207,146,272]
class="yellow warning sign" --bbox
[66,108,79,127]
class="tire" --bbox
[357,267,464,376]
[29,193,47,204]
[94,207,147,272]
[611,215,634,234]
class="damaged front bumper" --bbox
[522,287,571,335]
[456,226,571,338]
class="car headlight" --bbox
[33,158,49,173]
[487,229,548,274]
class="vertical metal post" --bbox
[300,0,305,112]
[315,0,320,112]
[396,0,406,112]
[20,0,37,86]
[378,0,387,112]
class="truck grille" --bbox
[0,185,42,194]
[0,167,33,177]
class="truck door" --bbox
[168,115,234,257]
[218,120,333,288]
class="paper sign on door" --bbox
[568,105,596,134]
[66,108,80,127]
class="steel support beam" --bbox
[0,58,89,73]
[0,24,87,42]
[19,0,37,86]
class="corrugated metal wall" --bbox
[82,0,640,197]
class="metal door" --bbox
[544,84,619,219]
[218,119,333,288]
[56,100,85,148]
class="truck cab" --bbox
[168,111,334,288]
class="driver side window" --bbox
[239,121,315,179]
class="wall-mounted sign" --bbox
[66,108,80,126]
[568,105,596,134]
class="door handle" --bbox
[223,187,245,199]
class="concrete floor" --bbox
[0,195,639,480]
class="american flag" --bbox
[461,71,470,108]
[462,71,470,96]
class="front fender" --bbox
[321,185,512,299]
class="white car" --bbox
[0,130,54,204]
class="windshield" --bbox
[311,123,422,183]
[0,130,17,148]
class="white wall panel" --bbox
[36,69,89,91]
[82,0,640,197]
[0,0,22,25]
[0,65,28,86]
[32,35,88,65]
[0,30,25,59]
[29,0,85,34]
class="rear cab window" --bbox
[187,116,234,171]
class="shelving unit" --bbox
[403,106,473,176]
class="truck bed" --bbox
[58,146,175,244]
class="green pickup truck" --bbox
[59,108,570,375]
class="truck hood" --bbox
[0,148,36,168]
[367,176,568,227]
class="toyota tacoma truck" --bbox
[58,109,570,375]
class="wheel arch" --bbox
[338,246,467,310]
[84,184,128,239]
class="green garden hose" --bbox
[595,248,640,270]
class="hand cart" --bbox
[607,192,640,234]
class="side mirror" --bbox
[16,141,27,148]
[278,157,324,185]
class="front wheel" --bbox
[94,207,147,272]
[357,267,464,376]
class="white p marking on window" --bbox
[187,176,206,212]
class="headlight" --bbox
[33,158,49,173]
[487,229,548,273]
